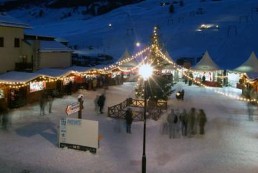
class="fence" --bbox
[108,98,167,121]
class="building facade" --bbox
[0,13,73,73]
[0,13,30,73]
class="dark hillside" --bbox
[0,0,144,16]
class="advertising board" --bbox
[59,118,99,153]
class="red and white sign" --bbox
[65,102,80,115]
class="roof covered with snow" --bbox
[35,68,73,77]
[233,52,258,73]
[40,40,73,52]
[192,51,221,71]
[27,40,73,52]
[65,66,96,72]
[0,71,42,83]
[116,49,139,68]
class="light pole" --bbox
[139,64,153,173]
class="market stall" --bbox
[0,71,51,108]
[191,51,223,87]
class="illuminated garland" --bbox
[157,49,258,104]
[102,46,151,72]
[0,26,257,105]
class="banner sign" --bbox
[58,118,99,153]
[65,102,80,115]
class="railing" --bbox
[108,98,167,121]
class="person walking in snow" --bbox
[198,109,207,135]
[125,107,133,133]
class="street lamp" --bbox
[139,64,153,173]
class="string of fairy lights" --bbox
[0,46,151,89]
[0,26,257,104]
[156,48,258,104]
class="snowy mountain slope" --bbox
[6,0,258,69]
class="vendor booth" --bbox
[115,49,138,82]
[36,68,74,97]
[232,52,258,99]
[191,51,223,87]
[0,71,50,108]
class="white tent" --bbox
[163,51,176,70]
[191,51,222,83]
[227,51,258,88]
[233,52,258,73]
[162,51,181,82]
[116,49,138,68]
[192,50,220,71]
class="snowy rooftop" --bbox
[0,71,41,83]
[35,68,73,78]
[26,40,73,52]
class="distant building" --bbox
[0,12,30,73]
[0,13,73,73]
[23,34,73,71]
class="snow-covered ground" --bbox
[0,82,258,173]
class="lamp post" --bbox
[139,64,153,173]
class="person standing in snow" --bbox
[78,95,84,119]
[0,102,9,130]
[39,92,47,116]
[92,78,97,91]
[247,101,255,121]
[125,107,133,133]
[97,93,106,114]
[160,112,169,135]
[179,108,188,136]
[48,94,54,114]
[167,109,177,138]
[181,89,185,100]
[188,107,196,136]
[94,94,100,113]
[198,109,207,135]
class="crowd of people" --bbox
[161,107,207,138]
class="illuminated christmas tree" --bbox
[135,26,173,101]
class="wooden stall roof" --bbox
[0,71,43,83]
[36,68,73,78]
